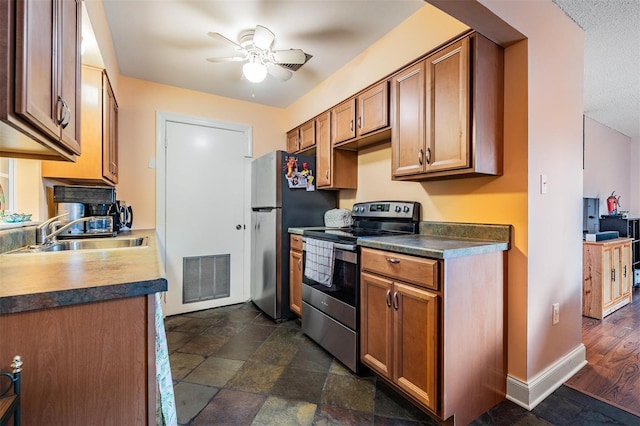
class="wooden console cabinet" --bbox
[360,246,505,424]
[582,238,633,319]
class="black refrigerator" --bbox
[250,150,336,320]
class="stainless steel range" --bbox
[301,201,420,374]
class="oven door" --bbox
[302,241,358,329]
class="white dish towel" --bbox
[304,238,335,287]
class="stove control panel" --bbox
[352,201,420,221]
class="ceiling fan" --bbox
[206,25,309,83]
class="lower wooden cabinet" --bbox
[583,238,633,319]
[0,295,156,425]
[361,271,438,411]
[360,246,505,425]
[289,234,303,316]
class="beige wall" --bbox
[584,116,633,216]
[115,77,286,229]
[477,0,584,384]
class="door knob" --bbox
[236,224,242,230]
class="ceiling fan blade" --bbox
[206,56,246,63]
[267,63,293,81]
[253,25,275,50]
[208,31,242,50]
[273,49,306,65]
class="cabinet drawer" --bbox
[361,247,439,290]
[290,234,303,251]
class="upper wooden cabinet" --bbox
[102,72,119,183]
[43,66,119,186]
[391,33,504,181]
[286,119,315,153]
[0,0,81,161]
[332,80,390,147]
[316,111,357,189]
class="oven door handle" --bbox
[334,243,357,252]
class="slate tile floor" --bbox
[166,302,640,425]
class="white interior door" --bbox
[159,115,251,316]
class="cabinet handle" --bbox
[350,119,354,132]
[325,170,329,179]
[56,96,67,126]
[426,147,431,164]
[385,290,391,307]
[392,292,399,310]
[624,265,627,277]
[357,116,362,129]
[297,258,302,271]
[386,258,400,264]
[292,237,300,242]
[612,268,616,281]
[418,149,423,166]
[62,102,72,129]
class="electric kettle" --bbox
[112,201,133,231]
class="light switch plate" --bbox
[540,174,548,194]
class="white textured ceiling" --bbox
[98,0,425,108]
[91,1,639,139]
[553,0,640,138]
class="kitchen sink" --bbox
[6,236,148,254]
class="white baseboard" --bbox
[506,344,587,410]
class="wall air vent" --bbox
[183,254,231,303]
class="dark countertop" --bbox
[0,230,167,315]
[358,234,509,259]
[290,221,511,259]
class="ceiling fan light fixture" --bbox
[243,58,268,83]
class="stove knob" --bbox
[403,206,410,213]
[395,206,401,213]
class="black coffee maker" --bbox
[109,201,133,232]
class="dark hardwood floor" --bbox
[565,286,640,417]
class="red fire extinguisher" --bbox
[607,191,621,215]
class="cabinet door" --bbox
[391,61,425,176]
[316,112,332,187]
[286,129,299,152]
[15,0,57,140]
[393,282,438,411]
[620,242,632,298]
[358,81,388,136]
[298,120,315,151]
[103,74,118,184]
[360,271,393,379]
[289,249,303,316]
[425,37,470,172]
[612,244,622,302]
[58,0,81,152]
[603,247,614,306]
[15,0,80,155]
[332,98,356,144]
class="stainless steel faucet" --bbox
[36,213,69,245]
[40,216,99,245]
